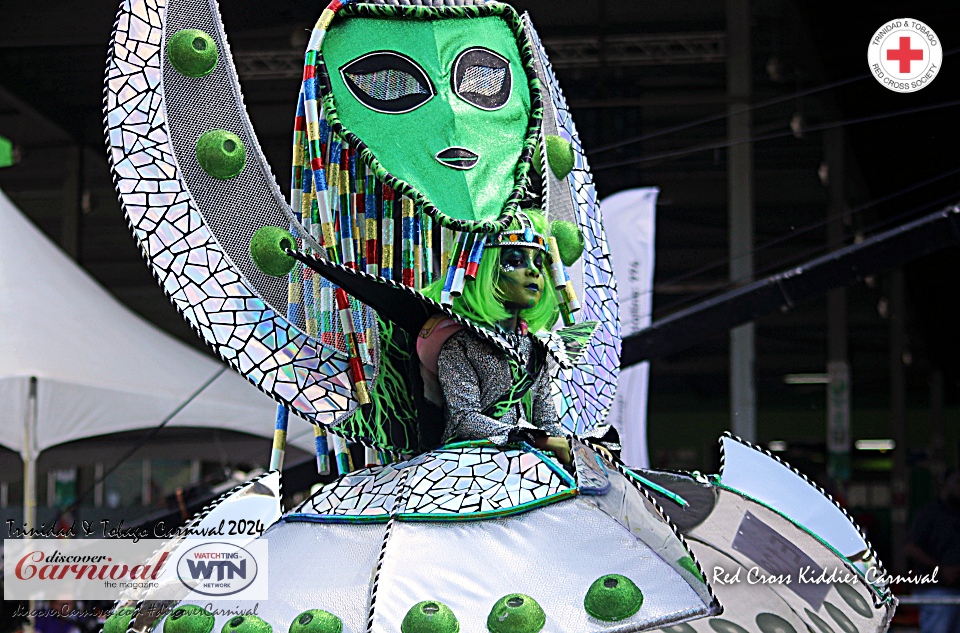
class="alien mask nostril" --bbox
[435,147,479,170]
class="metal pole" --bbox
[825,128,851,483]
[23,376,38,633]
[889,268,908,571]
[727,0,755,442]
[929,369,945,491]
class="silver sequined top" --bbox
[438,328,564,445]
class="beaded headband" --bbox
[486,211,548,252]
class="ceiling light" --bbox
[854,439,896,451]
[783,373,830,385]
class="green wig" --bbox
[424,210,559,333]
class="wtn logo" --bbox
[176,542,260,597]
[185,558,247,581]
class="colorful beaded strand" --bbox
[314,424,330,475]
[365,165,378,275]
[422,212,434,285]
[465,234,486,280]
[401,197,416,287]
[450,232,473,298]
[381,184,396,281]
[413,208,422,290]
[330,434,354,475]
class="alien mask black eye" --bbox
[341,51,435,114]
[452,47,512,110]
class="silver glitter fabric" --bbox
[438,329,564,445]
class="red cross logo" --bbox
[886,36,924,73]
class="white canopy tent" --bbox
[0,187,316,525]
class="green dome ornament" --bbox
[550,220,585,267]
[583,574,644,622]
[104,606,136,633]
[486,594,545,633]
[250,226,297,277]
[196,129,246,180]
[220,615,272,633]
[400,601,460,633]
[533,135,575,181]
[164,605,216,633]
[168,29,219,77]
[544,134,575,180]
[289,609,343,633]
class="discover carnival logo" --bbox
[868,19,942,93]
[4,538,268,600]
[176,542,259,597]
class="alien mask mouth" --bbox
[435,147,480,170]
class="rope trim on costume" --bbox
[312,2,543,233]
[365,466,415,633]
[717,432,896,609]
[581,436,724,616]
[119,470,282,633]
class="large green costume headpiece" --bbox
[107,0,621,457]
[312,1,542,232]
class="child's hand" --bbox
[535,436,571,465]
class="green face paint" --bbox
[496,246,544,311]
[322,14,532,224]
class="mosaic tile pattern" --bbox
[534,320,598,370]
[524,19,622,435]
[105,0,367,428]
[403,446,573,514]
[297,461,412,518]
[294,445,574,520]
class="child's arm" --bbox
[530,364,571,464]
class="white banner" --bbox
[604,187,659,468]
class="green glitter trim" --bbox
[523,444,577,488]
[437,441,576,488]
[440,439,497,450]
[285,512,389,525]
[623,469,689,507]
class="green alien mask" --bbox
[321,9,536,226]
